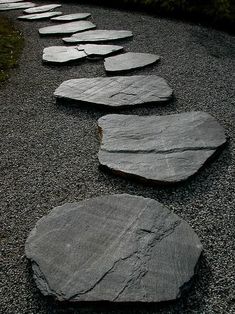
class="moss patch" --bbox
[0,16,24,84]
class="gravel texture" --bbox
[0,1,234,314]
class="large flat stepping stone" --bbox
[98,112,226,183]
[18,11,62,20]
[24,4,61,14]
[43,44,123,63]
[43,46,87,63]
[0,2,35,10]
[63,30,133,43]
[51,13,91,22]
[0,0,24,4]
[54,75,173,108]
[39,21,96,36]
[105,52,160,73]
[25,194,202,302]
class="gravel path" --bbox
[1,1,234,313]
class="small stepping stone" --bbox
[98,112,227,183]
[79,44,123,58]
[43,44,123,63]
[43,46,87,63]
[24,4,61,14]
[39,21,96,36]
[0,0,24,4]
[0,2,35,10]
[63,30,133,43]
[54,75,173,108]
[105,52,160,73]
[25,194,202,302]
[51,13,91,22]
[18,11,62,20]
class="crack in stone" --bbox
[101,146,217,155]
[112,212,182,302]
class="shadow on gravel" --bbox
[190,28,235,59]
[24,254,211,314]
[55,96,176,114]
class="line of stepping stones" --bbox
[1,0,227,305]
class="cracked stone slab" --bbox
[78,44,124,58]
[43,46,87,63]
[39,21,96,36]
[51,13,91,22]
[104,52,160,73]
[43,44,123,63]
[0,2,35,10]
[54,75,173,108]
[98,112,227,183]
[24,4,61,14]
[18,11,62,20]
[63,30,133,43]
[25,194,203,302]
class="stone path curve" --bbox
[0,3,233,314]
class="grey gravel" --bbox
[0,1,234,314]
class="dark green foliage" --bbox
[0,17,24,83]
[83,0,234,30]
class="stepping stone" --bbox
[105,52,160,73]
[51,13,91,22]
[79,44,123,58]
[24,4,61,14]
[0,0,24,4]
[43,46,87,63]
[63,30,133,43]
[54,75,173,108]
[18,11,62,20]
[25,194,202,302]
[0,2,35,10]
[98,112,227,183]
[39,21,96,36]
[43,44,123,63]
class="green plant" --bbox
[0,17,24,83]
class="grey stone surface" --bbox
[63,29,133,43]
[54,75,173,108]
[43,44,123,63]
[25,194,202,302]
[0,2,35,10]
[43,46,87,63]
[18,11,62,20]
[0,0,24,4]
[79,44,123,58]
[105,52,160,73]
[24,4,61,14]
[39,20,96,36]
[98,112,227,183]
[51,13,91,21]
